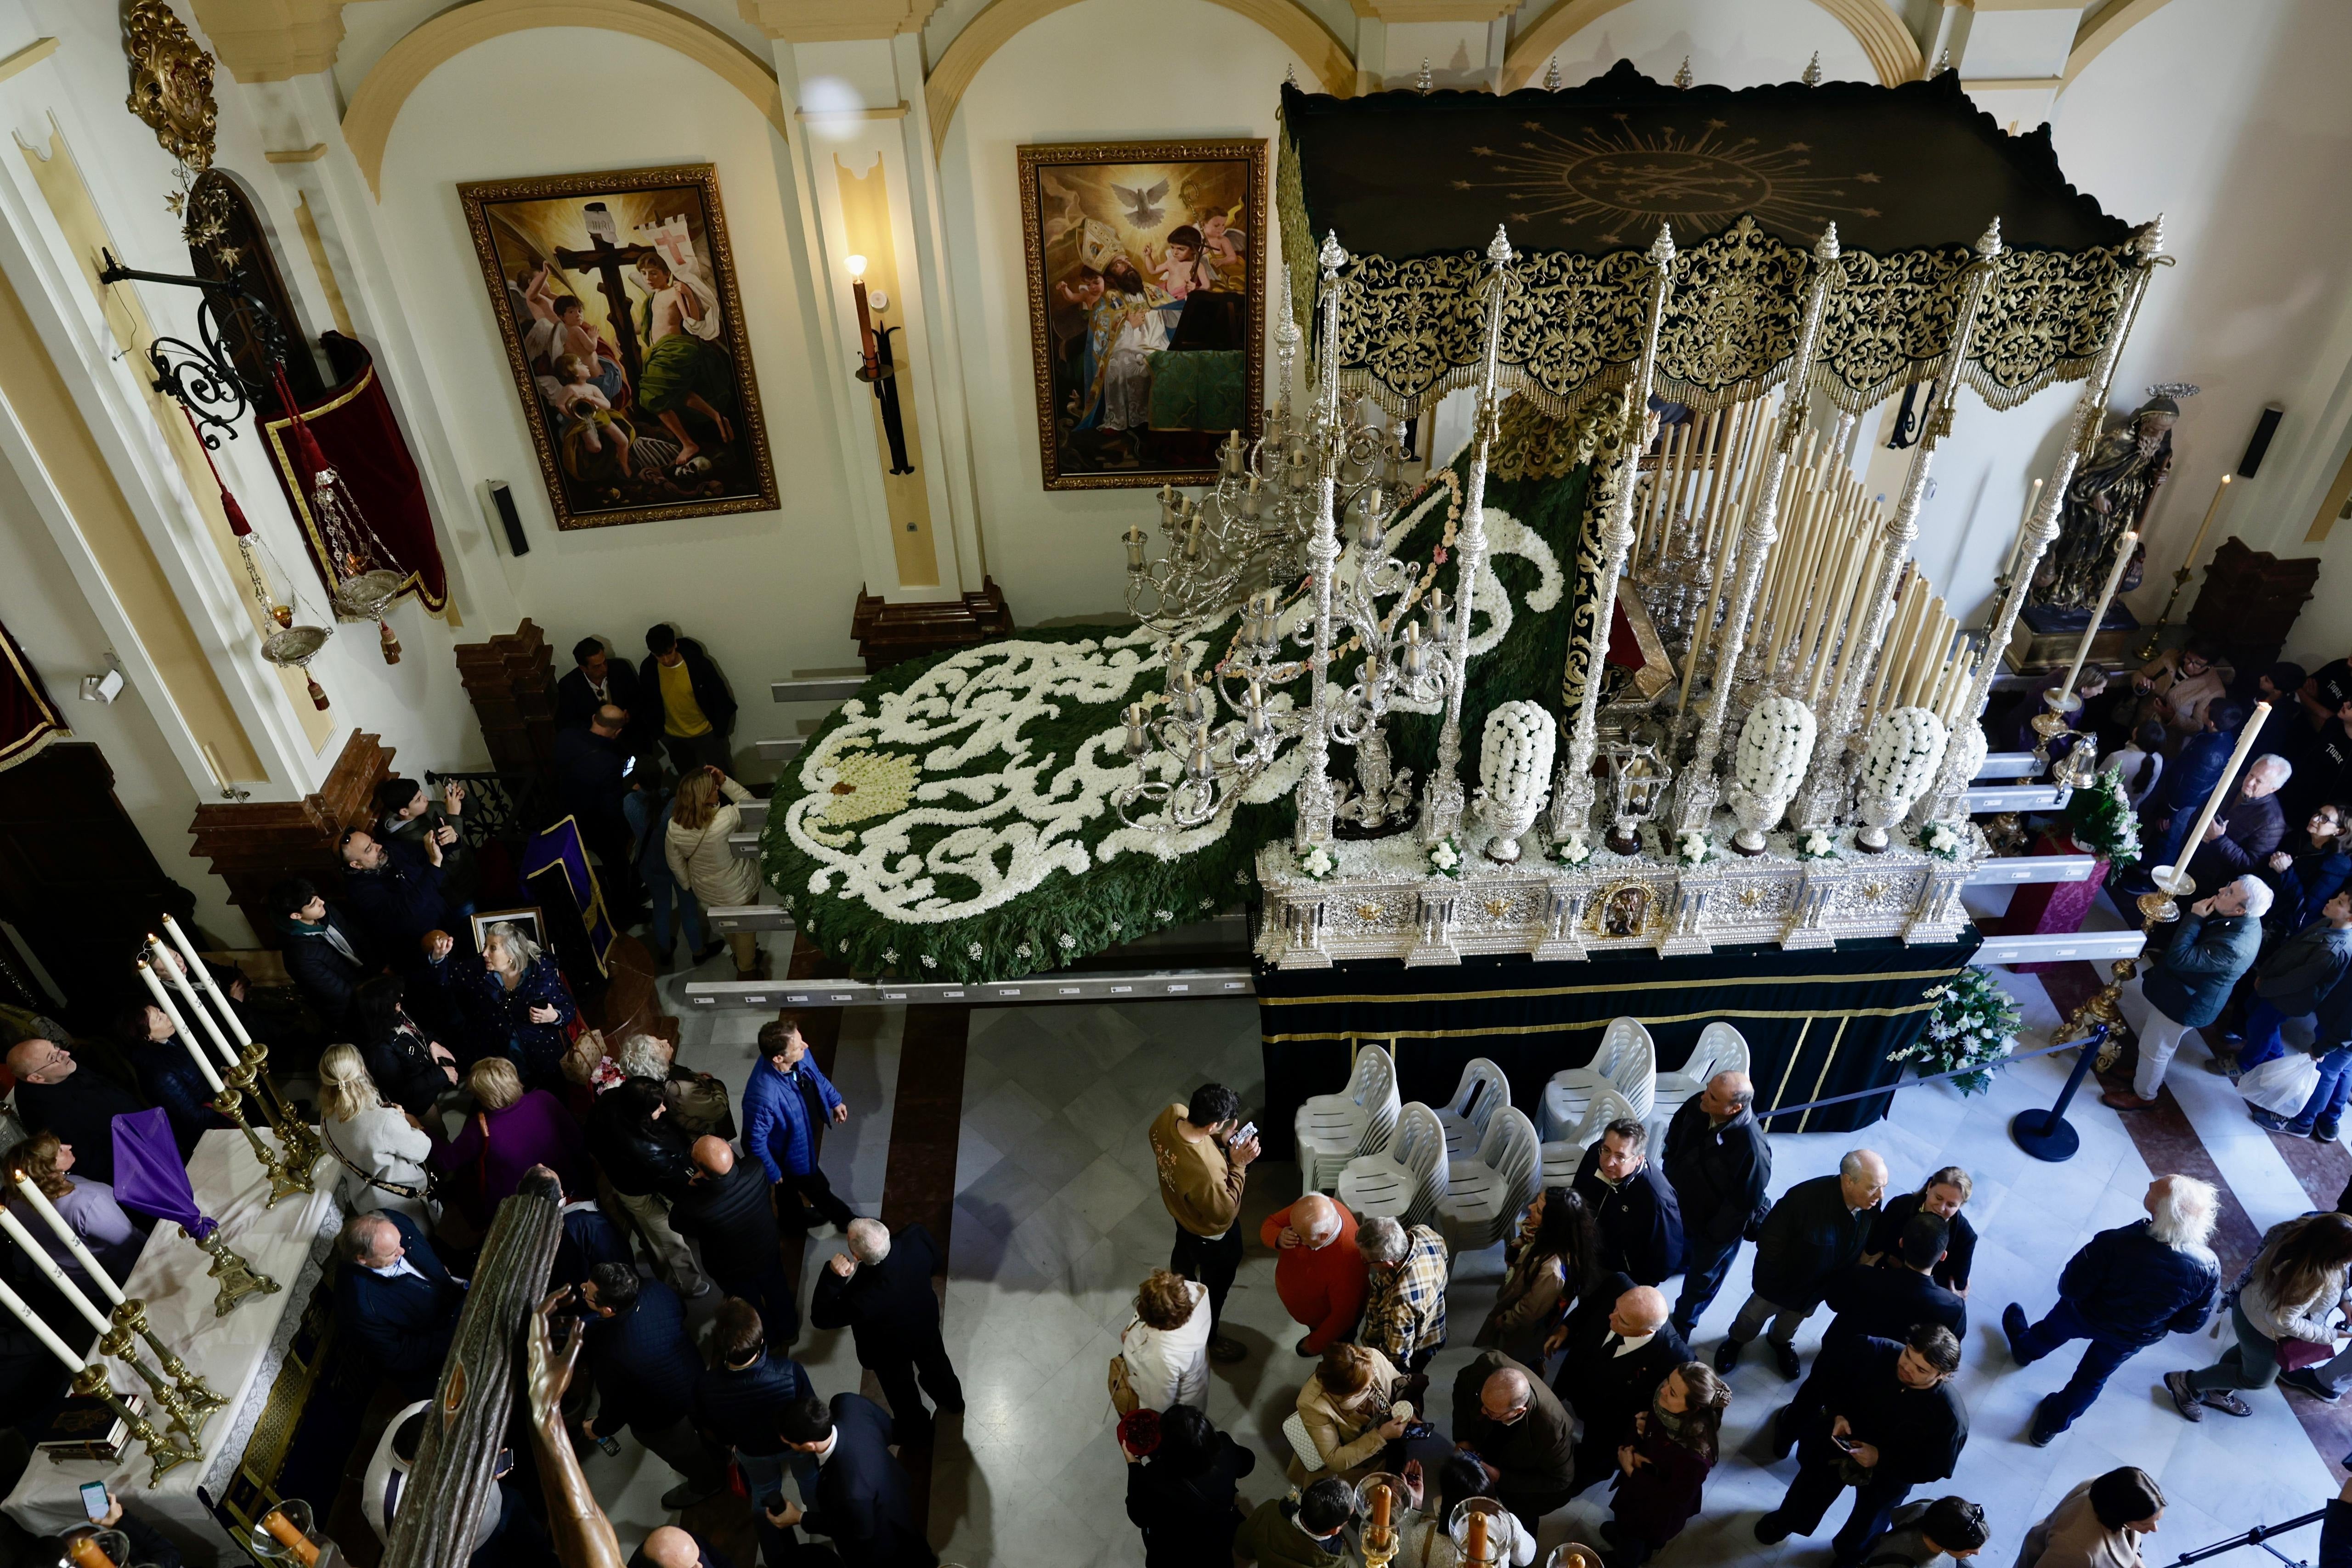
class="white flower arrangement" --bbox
[1855,706,1950,851]
[1057,932,1077,950]
[1555,834,1592,866]
[1675,829,1714,867]
[1734,696,1817,800]
[1890,968,2021,1094]
[1796,828,1840,862]
[1428,834,1465,878]
[920,954,938,969]
[967,942,985,959]
[881,948,899,964]
[1297,844,1336,880]
[1479,701,1557,815]
[1014,942,1033,960]
[1917,821,1963,861]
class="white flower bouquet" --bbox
[1297,843,1336,881]
[1428,834,1465,878]
[1730,696,1817,854]
[1889,968,2021,1094]
[1554,833,1592,867]
[1478,701,1557,863]
[1795,828,1840,862]
[1675,828,1713,867]
[1917,821,1963,861]
[1855,706,1950,851]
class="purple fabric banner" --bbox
[523,816,616,977]
[111,1108,215,1240]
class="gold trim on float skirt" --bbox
[1261,999,1939,1045]
[1796,1017,1853,1132]
[1256,965,1968,1008]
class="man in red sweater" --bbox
[1259,1193,1367,1357]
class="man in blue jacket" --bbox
[578,1262,727,1510]
[743,1015,855,1232]
[2001,1174,2221,1444]
[2102,874,2268,1110]
[334,1211,466,1400]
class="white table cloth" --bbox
[2,1129,339,1563]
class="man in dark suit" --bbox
[1572,1118,1685,1286]
[1719,1149,1888,1378]
[639,624,738,775]
[558,637,643,733]
[628,1526,732,1568]
[549,1174,633,1295]
[669,1135,797,1348]
[773,1392,937,1566]
[1823,1212,1968,1348]
[577,1263,727,1510]
[5,1039,144,1184]
[1662,1070,1771,1338]
[1450,1350,1578,1529]
[550,705,639,916]
[695,1299,814,1568]
[270,877,377,1032]
[1550,1277,1689,1493]
[334,1211,465,1399]
[340,827,458,964]
[811,1218,962,1439]
[1758,1325,1968,1567]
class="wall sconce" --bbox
[846,254,914,476]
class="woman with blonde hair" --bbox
[1291,1340,1406,1483]
[666,765,764,979]
[2168,1210,2352,1419]
[317,1044,436,1223]
[423,921,576,1092]
[1119,1268,1210,1410]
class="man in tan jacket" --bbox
[1150,1082,1261,1364]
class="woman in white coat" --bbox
[1120,1269,1210,1411]
[317,1045,436,1224]
[666,766,764,979]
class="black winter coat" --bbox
[1750,1175,1876,1311]
[2057,1219,2219,1348]
[1661,1100,1770,1245]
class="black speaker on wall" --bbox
[2239,404,2285,478]
[486,480,529,556]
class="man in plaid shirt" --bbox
[1360,1218,1450,1370]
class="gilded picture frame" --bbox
[1016,139,1266,490]
[457,164,777,530]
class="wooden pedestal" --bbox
[850,578,1014,673]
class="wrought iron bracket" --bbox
[96,249,286,447]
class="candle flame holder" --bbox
[185,1222,280,1317]
[71,1363,200,1487]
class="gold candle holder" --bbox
[218,1053,312,1206]
[243,1042,325,1184]
[114,1297,227,1424]
[2053,864,2191,1056]
[72,1363,200,1486]
[2030,688,2081,773]
[95,1318,198,1439]
[185,1222,280,1316]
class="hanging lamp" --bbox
[187,406,334,710]
[274,367,407,664]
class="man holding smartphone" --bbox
[1149,1083,1260,1364]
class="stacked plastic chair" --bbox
[1538,1086,1640,1188]
[1439,1105,1541,1254]
[1294,1043,1399,1192]
[1540,1017,1657,1141]
[1434,1058,1511,1160]
[1337,1101,1448,1227]
[1651,1021,1752,1134]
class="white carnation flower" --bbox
[920,954,938,969]
[1015,942,1033,959]
[881,948,898,964]
[968,942,984,959]
[1058,932,1076,950]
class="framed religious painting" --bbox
[1017,139,1266,490]
[458,164,777,529]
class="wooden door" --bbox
[0,743,192,1027]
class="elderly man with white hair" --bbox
[1258,1191,1365,1356]
[2102,874,2270,1111]
[810,1216,964,1441]
[2183,752,2293,892]
[2001,1175,2221,1445]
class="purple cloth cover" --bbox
[111,1107,216,1239]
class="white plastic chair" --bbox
[1541,1017,1657,1138]
[1440,1105,1540,1254]
[1294,1044,1400,1192]
[1283,1410,1327,1474]
[1435,1058,1511,1160]
[1338,1101,1448,1226]
[1538,1086,1639,1188]
[1652,1021,1751,1131]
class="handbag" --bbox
[1108,1318,1142,1416]
[2279,1333,2338,1371]
[320,1116,440,1205]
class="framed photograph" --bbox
[1017,139,1266,490]
[470,906,546,954]
[457,164,777,530]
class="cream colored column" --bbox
[748,7,987,610]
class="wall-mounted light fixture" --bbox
[847,254,914,476]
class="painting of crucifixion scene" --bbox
[1018,139,1265,489]
[459,164,777,529]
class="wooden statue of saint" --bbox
[2034,395,2177,609]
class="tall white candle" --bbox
[2059,529,2137,703]
[0,1205,109,1334]
[0,1268,85,1372]
[164,914,251,1048]
[152,936,237,1069]
[2173,700,2273,890]
[138,961,224,1094]
[10,1170,124,1307]
[2003,478,2044,583]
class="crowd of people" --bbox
[1123,1072,2352,1568]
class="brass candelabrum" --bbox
[2052,866,2190,1055]
[2135,558,2198,662]
[71,1362,200,1486]
[185,1220,280,1316]
[112,1296,227,1427]
[215,1044,317,1206]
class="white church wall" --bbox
[371,26,869,769]
[1538,0,1875,89]
[937,0,1308,626]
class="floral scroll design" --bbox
[1812,244,1968,415]
[1963,244,2130,411]
[1653,217,1806,411]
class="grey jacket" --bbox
[2255,922,2352,1016]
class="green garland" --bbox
[758,444,1592,983]
[2063,767,2143,869]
